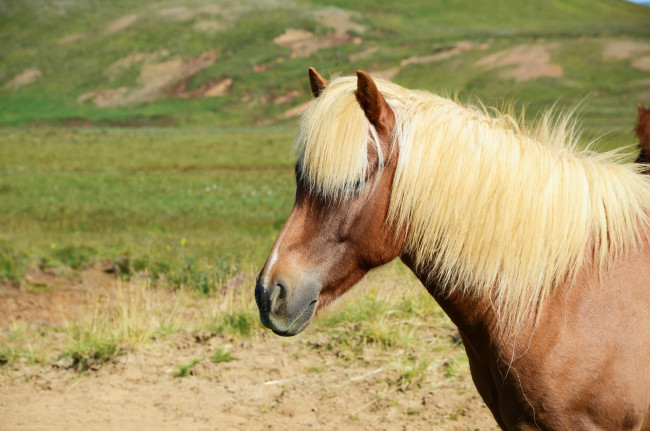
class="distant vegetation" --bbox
[0,0,649,133]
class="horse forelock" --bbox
[295,73,650,336]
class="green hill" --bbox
[1,0,649,134]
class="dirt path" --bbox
[0,271,498,430]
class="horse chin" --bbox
[265,299,318,337]
[270,316,313,337]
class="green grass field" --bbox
[0,127,299,287]
[1,0,649,374]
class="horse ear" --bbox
[308,67,328,98]
[355,71,394,134]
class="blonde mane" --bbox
[296,75,650,333]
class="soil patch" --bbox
[274,9,364,58]
[316,8,365,37]
[170,77,233,98]
[0,339,497,430]
[79,50,220,107]
[273,90,301,105]
[2,68,41,90]
[475,44,563,82]
[401,41,489,67]
[0,269,498,430]
[280,101,312,119]
[194,20,224,32]
[368,67,401,80]
[57,33,87,45]
[104,14,138,35]
[104,51,170,80]
[602,41,649,60]
[632,56,650,72]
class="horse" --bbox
[637,104,650,169]
[255,68,650,429]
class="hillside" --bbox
[1,0,650,133]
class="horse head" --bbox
[254,68,405,336]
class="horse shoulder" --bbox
[502,240,650,429]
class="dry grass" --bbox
[1,262,465,382]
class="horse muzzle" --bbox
[254,277,319,336]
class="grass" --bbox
[0,127,296,288]
[0,0,648,127]
[211,348,237,363]
[0,238,28,284]
[55,282,185,370]
[174,358,203,378]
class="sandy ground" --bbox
[0,271,498,430]
[474,44,563,82]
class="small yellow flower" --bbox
[50,243,56,249]
[165,244,171,251]
[181,237,187,247]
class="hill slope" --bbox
[1,0,649,132]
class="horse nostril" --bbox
[269,280,287,312]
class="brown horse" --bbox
[255,68,650,429]
[637,104,650,168]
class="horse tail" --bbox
[635,104,650,172]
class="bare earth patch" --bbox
[2,68,41,90]
[602,40,649,60]
[475,44,563,82]
[0,268,115,327]
[252,57,284,73]
[280,101,312,119]
[401,41,488,67]
[170,77,233,98]
[316,8,365,36]
[632,56,650,72]
[57,33,87,45]
[104,50,170,80]
[194,20,224,33]
[104,14,138,35]
[273,90,301,105]
[274,9,364,58]
[78,50,220,107]
[0,270,498,430]
[368,67,402,80]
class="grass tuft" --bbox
[211,348,236,363]
[62,338,121,371]
[0,238,28,284]
[50,245,96,270]
[174,358,203,378]
[214,312,256,338]
[394,357,432,391]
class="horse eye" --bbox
[352,179,367,195]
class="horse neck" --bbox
[399,252,520,355]
[401,253,492,331]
